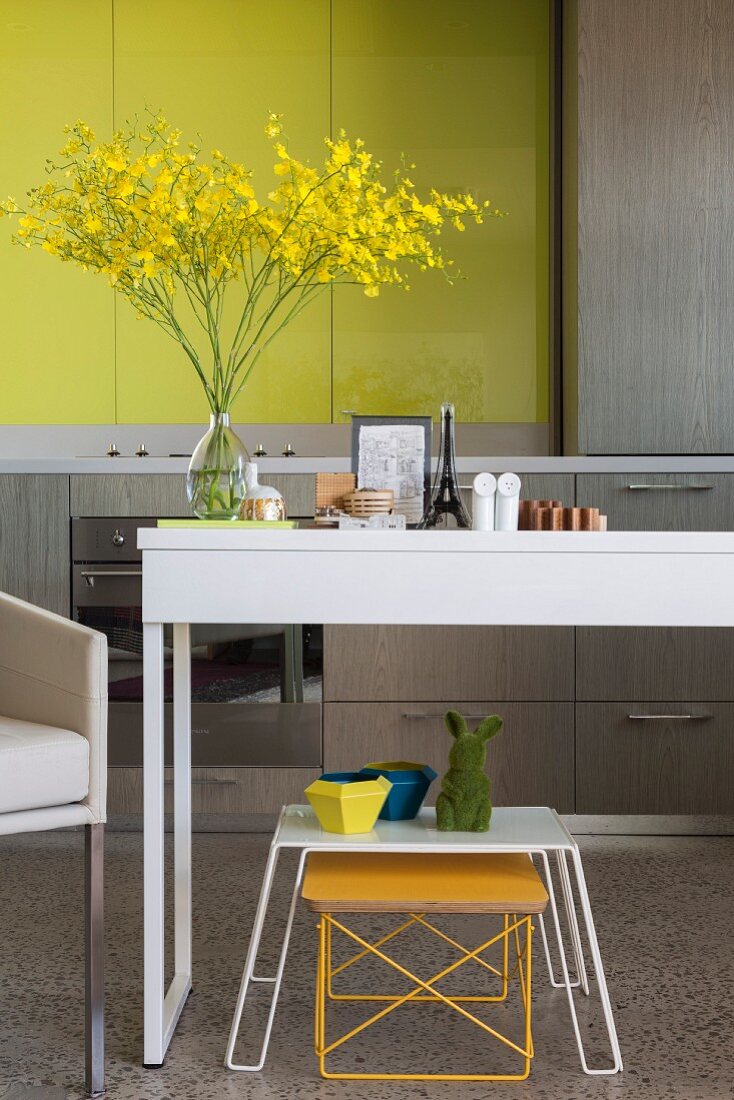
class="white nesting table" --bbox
[139,528,734,1068]
[225,804,620,1076]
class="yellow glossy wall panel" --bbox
[0,0,115,424]
[112,0,331,425]
[332,0,550,423]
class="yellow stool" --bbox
[302,851,549,1081]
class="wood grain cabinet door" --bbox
[577,627,734,701]
[576,474,734,531]
[71,475,190,517]
[576,703,734,814]
[576,0,734,454]
[324,626,574,702]
[324,701,575,813]
[70,473,315,517]
[107,766,322,815]
[0,475,70,617]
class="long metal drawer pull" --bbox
[627,713,712,721]
[80,568,142,587]
[164,778,239,786]
[402,712,493,720]
[626,484,714,491]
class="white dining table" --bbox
[139,527,734,1068]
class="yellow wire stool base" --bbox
[314,910,535,1082]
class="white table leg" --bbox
[569,846,624,1071]
[143,621,165,1066]
[144,622,194,1067]
[535,854,585,991]
[558,849,589,996]
[173,624,193,998]
[538,850,622,1075]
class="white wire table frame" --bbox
[225,804,623,1077]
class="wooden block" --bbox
[315,472,357,511]
[519,499,563,530]
[562,507,587,530]
[539,506,565,530]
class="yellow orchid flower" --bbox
[105,153,126,172]
[2,110,500,420]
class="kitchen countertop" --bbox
[2,423,734,472]
[3,455,734,474]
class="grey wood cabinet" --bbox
[2,466,729,823]
[576,703,734,814]
[577,627,734,702]
[71,474,190,517]
[569,0,734,454]
[70,472,315,517]
[107,766,321,815]
[324,702,575,814]
[576,474,734,531]
[0,475,70,616]
[576,471,734,717]
[324,626,574,702]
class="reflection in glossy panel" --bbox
[0,0,115,424]
[332,0,550,424]
[112,0,331,425]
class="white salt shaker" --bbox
[495,473,522,531]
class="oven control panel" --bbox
[71,516,158,563]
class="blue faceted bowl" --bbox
[358,761,437,821]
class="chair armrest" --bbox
[0,591,107,823]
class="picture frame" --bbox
[350,415,433,526]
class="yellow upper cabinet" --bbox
[112,0,331,424]
[0,0,114,424]
[0,0,548,428]
[332,0,550,424]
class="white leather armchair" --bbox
[0,590,107,1096]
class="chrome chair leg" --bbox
[85,823,105,1096]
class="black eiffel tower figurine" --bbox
[418,403,471,528]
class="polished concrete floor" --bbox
[1,829,733,1100]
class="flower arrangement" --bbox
[1,112,501,515]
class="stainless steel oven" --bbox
[71,517,322,767]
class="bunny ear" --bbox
[444,710,468,739]
[475,715,503,742]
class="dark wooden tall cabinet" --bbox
[565,0,734,455]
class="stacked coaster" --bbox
[343,489,395,517]
[519,500,608,531]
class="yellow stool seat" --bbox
[303,852,549,914]
[303,851,548,1081]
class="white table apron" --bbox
[140,529,734,1069]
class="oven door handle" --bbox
[80,569,143,587]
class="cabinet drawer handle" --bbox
[164,778,239,786]
[402,712,492,720]
[626,484,713,491]
[626,713,713,721]
[80,569,142,587]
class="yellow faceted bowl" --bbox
[305,772,392,834]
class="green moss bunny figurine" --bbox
[436,710,503,832]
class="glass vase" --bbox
[186,413,249,520]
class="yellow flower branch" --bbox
[1,109,503,414]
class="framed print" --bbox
[351,415,432,526]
